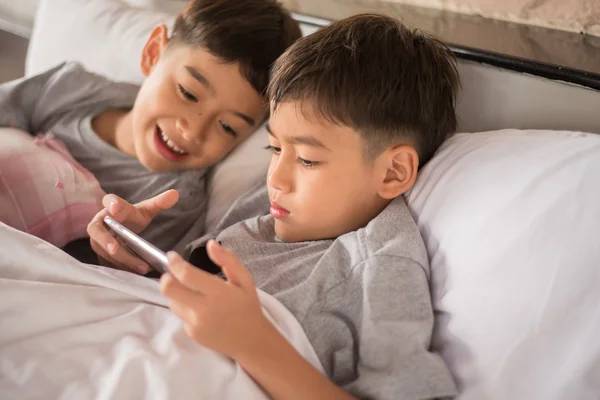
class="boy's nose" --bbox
[176,118,206,144]
[268,157,293,194]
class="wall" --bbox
[389,0,600,36]
[0,0,39,37]
[454,60,600,134]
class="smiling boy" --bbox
[89,13,459,400]
[0,0,301,262]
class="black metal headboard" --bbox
[290,8,600,92]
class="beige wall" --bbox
[389,0,600,36]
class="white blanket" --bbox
[0,223,323,399]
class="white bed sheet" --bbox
[0,222,322,399]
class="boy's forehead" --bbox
[268,101,365,152]
[270,101,329,135]
[163,45,267,118]
[270,100,338,131]
[169,45,260,94]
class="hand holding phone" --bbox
[103,215,169,273]
[87,190,179,274]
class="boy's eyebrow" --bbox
[266,123,330,151]
[185,66,216,95]
[186,66,255,126]
[233,112,255,127]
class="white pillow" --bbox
[205,125,270,231]
[26,0,271,231]
[406,129,600,399]
[26,0,181,83]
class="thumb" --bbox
[206,240,254,290]
[137,189,179,220]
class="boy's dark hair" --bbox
[170,0,302,97]
[268,14,460,166]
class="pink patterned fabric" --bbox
[0,128,105,248]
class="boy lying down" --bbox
[0,0,301,255]
[88,14,460,400]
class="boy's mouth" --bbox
[154,125,189,161]
[270,201,291,219]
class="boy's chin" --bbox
[273,222,296,243]
[274,222,321,243]
[138,155,177,173]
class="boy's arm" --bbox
[162,243,454,399]
[245,259,454,400]
[0,62,66,132]
[235,323,355,400]
[161,242,356,400]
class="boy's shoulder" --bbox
[23,61,140,129]
[44,61,139,103]
[337,195,430,277]
[47,61,134,85]
[0,61,141,140]
[192,181,429,277]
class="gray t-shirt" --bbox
[0,62,207,253]
[186,182,457,400]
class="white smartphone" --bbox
[103,215,169,273]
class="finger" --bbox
[206,240,254,290]
[168,299,195,324]
[93,242,140,273]
[112,238,152,274]
[166,251,223,294]
[99,194,148,233]
[136,190,179,221]
[92,240,150,274]
[100,194,146,233]
[97,252,141,273]
[183,321,201,343]
[88,209,122,254]
[161,272,204,306]
[101,194,132,219]
[88,216,150,274]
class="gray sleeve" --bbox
[0,62,66,133]
[308,255,457,400]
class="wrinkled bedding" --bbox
[0,222,323,399]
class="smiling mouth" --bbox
[156,126,188,155]
[154,125,192,162]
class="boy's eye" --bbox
[263,145,281,155]
[178,84,198,102]
[219,121,237,138]
[298,157,318,168]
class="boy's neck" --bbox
[92,108,136,158]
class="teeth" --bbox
[160,131,187,155]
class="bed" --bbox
[1,0,600,399]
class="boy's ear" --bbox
[376,145,419,200]
[140,25,170,77]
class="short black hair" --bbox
[170,0,302,97]
[268,14,460,166]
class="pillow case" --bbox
[406,129,600,399]
[204,125,270,231]
[26,0,181,84]
[0,128,105,248]
[26,0,273,232]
